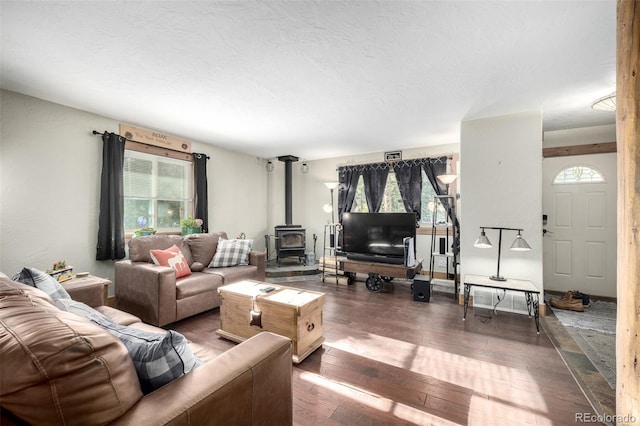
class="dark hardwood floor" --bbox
[172,278,600,425]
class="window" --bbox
[379,172,405,213]
[553,165,605,184]
[123,150,193,233]
[350,172,403,213]
[349,169,445,224]
[351,177,369,213]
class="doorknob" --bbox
[543,229,553,235]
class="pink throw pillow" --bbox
[149,245,192,278]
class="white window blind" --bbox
[123,150,193,232]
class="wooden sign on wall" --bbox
[120,124,192,153]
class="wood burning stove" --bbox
[274,155,306,265]
[275,225,306,264]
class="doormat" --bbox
[545,296,616,389]
[547,299,616,334]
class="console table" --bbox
[463,274,540,334]
[340,257,423,292]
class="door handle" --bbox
[543,229,554,235]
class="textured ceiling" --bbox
[0,1,616,160]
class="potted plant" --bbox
[181,217,203,235]
[134,216,156,237]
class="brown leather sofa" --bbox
[115,232,266,327]
[0,273,292,426]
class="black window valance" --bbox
[337,157,447,174]
[336,156,450,218]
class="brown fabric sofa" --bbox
[116,232,266,326]
[0,274,292,426]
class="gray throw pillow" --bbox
[56,298,203,394]
[12,267,71,300]
[54,298,113,322]
[89,315,203,394]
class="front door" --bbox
[542,153,617,298]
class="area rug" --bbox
[545,296,616,389]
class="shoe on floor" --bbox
[550,297,584,312]
[556,291,575,301]
[572,290,590,307]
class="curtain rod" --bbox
[92,130,210,159]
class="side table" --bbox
[63,275,111,306]
[463,274,540,334]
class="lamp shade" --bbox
[474,229,492,248]
[324,182,339,190]
[510,232,531,251]
[437,174,458,185]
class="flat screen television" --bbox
[341,212,416,265]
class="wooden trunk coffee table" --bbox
[216,280,325,363]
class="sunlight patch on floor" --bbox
[324,332,548,414]
[299,370,462,425]
[468,394,539,426]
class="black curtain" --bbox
[96,132,126,260]
[337,168,360,222]
[394,163,422,223]
[422,156,454,221]
[422,157,446,191]
[362,166,389,213]
[193,153,209,233]
[423,157,460,252]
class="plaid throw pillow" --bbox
[12,267,71,301]
[88,314,202,394]
[209,239,253,268]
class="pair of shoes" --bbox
[550,295,584,312]
[572,290,590,307]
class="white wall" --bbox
[208,150,268,244]
[0,90,268,292]
[543,124,616,148]
[460,111,543,310]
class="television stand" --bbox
[339,257,423,292]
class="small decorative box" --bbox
[47,267,73,283]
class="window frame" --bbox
[552,164,606,185]
[123,141,195,236]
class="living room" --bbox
[1,1,638,425]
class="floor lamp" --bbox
[324,182,339,247]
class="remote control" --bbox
[260,286,276,293]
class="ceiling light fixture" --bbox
[591,92,616,111]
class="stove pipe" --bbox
[277,155,299,225]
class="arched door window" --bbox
[553,165,605,184]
